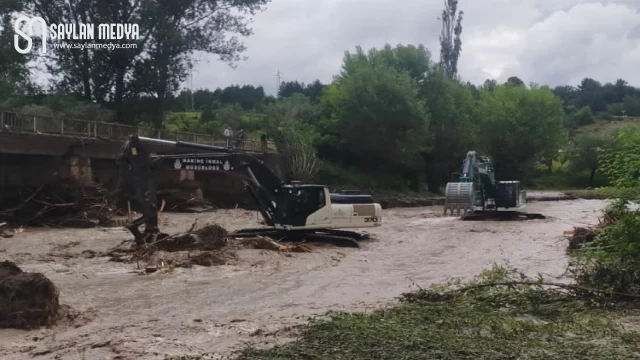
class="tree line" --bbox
[1,0,271,127]
[1,0,638,192]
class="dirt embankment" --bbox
[375,190,579,209]
[374,192,444,208]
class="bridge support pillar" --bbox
[60,156,93,185]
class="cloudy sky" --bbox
[189,0,640,94]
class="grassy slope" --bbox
[168,267,640,360]
[237,302,638,360]
[234,268,640,360]
[529,118,640,190]
[575,117,640,137]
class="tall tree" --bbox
[623,95,640,116]
[576,78,606,113]
[613,79,631,102]
[476,84,566,179]
[482,79,497,92]
[421,69,476,192]
[322,49,430,185]
[438,0,463,79]
[552,85,578,111]
[278,81,305,98]
[22,0,269,124]
[0,0,35,104]
[506,76,524,87]
[571,136,612,187]
[303,80,327,102]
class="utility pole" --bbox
[276,70,283,96]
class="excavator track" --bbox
[461,211,546,221]
[231,228,370,248]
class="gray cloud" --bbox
[191,0,640,94]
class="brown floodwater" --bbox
[0,200,606,359]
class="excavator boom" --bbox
[118,135,381,246]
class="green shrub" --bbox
[527,169,608,189]
[567,187,640,200]
[570,200,640,296]
[598,126,640,188]
[236,264,640,360]
[316,162,410,192]
[571,106,596,126]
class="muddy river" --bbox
[0,199,606,359]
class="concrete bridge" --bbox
[0,110,281,204]
[0,110,275,156]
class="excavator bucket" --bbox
[444,182,475,216]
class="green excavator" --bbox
[444,151,541,220]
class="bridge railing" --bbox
[0,110,276,153]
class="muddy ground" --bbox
[0,199,606,359]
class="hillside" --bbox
[575,117,640,137]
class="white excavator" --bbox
[118,135,382,247]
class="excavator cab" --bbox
[275,185,328,227]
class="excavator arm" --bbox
[118,135,381,247]
[118,135,283,244]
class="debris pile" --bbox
[109,222,314,272]
[566,206,618,251]
[567,227,598,251]
[0,261,60,329]
[526,194,578,202]
[156,184,213,213]
[242,237,312,253]
[153,223,230,252]
[109,223,237,270]
[0,180,118,227]
[377,194,444,209]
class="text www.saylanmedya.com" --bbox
[51,42,138,50]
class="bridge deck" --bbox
[0,110,275,156]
